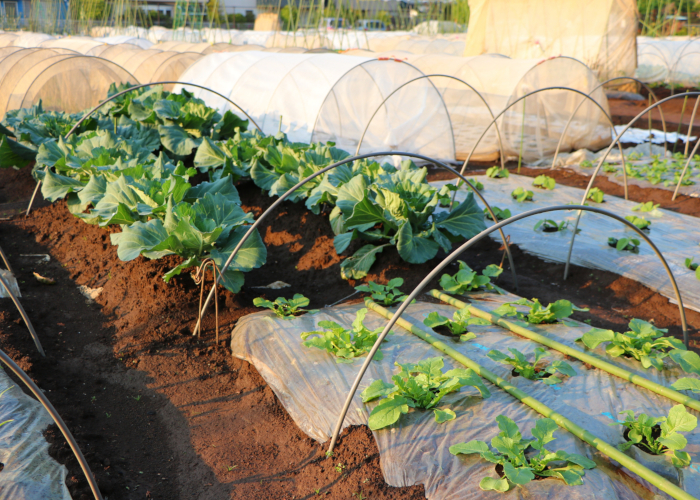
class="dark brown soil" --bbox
[1,151,700,500]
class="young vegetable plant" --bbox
[361,357,490,430]
[423,308,490,341]
[253,294,318,319]
[449,415,596,492]
[487,347,576,385]
[624,215,651,230]
[486,166,509,178]
[578,318,700,374]
[493,298,588,325]
[611,405,696,467]
[608,237,640,253]
[532,174,556,190]
[684,258,700,281]
[484,206,511,221]
[534,219,569,232]
[671,377,700,393]
[632,201,660,213]
[301,308,389,363]
[511,187,533,202]
[439,261,504,294]
[355,278,409,306]
[587,188,605,203]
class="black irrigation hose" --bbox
[192,150,520,337]
[26,80,261,216]
[326,204,688,454]
[0,348,103,500]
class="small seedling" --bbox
[580,160,593,168]
[361,357,490,430]
[587,188,604,203]
[532,174,556,190]
[226,465,237,471]
[355,279,409,306]
[334,463,345,473]
[439,261,504,295]
[493,297,588,325]
[483,206,511,221]
[684,258,700,281]
[133,395,141,401]
[624,215,651,230]
[534,219,569,232]
[578,318,700,374]
[487,347,576,385]
[608,237,640,253]
[611,405,696,467]
[352,492,366,500]
[254,294,318,319]
[511,187,533,202]
[632,201,660,213]
[423,308,489,340]
[486,166,509,178]
[450,415,596,491]
[301,308,390,363]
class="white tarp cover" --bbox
[433,174,700,314]
[230,297,700,499]
[175,51,455,161]
[0,369,70,499]
[464,0,638,83]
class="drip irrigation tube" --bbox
[0,271,45,356]
[0,348,103,500]
[365,299,697,500]
[428,290,700,412]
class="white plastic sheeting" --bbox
[433,174,700,313]
[0,368,71,499]
[636,36,700,87]
[230,298,700,500]
[175,51,456,161]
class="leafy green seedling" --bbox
[493,297,588,325]
[423,308,490,341]
[468,178,484,190]
[301,308,390,363]
[511,187,533,202]
[486,166,509,178]
[534,219,569,232]
[361,357,490,430]
[684,258,700,281]
[484,206,511,221]
[533,175,556,190]
[608,237,640,253]
[449,415,596,492]
[439,261,504,294]
[578,318,700,374]
[487,347,576,385]
[612,405,696,467]
[355,278,409,306]
[334,463,345,473]
[624,215,651,230]
[254,294,318,319]
[632,201,660,213]
[587,188,604,203]
[671,377,700,394]
[580,160,593,168]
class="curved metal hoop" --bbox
[673,137,700,200]
[0,271,45,356]
[326,204,689,455]
[550,76,670,201]
[355,74,507,172]
[0,348,103,500]
[453,86,622,200]
[563,92,700,282]
[26,80,261,215]
[0,243,13,275]
[192,150,520,337]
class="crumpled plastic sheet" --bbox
[0,270,21,299]
[0,369,70,499]
[230,295,700,500]
[547,143,700,198]
[431,174,700,315]
[612,126,696,145]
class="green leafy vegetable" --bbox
[587,188,604,203]
[493,297,588,324]
[361,357,490,430]
[511,187,533,202]
[612,405,696,467]
[624,215,651,230]
[632,201,660,213]
[608,237,640,253]
[450,415,596,491]
[532,175,556,190]
[486,166,509,178]
[253,294,318,318]
[355,278,409,306]
[423,308,489,340]
[534,219,569,232]
[439,261,504,294]
[484,206,511,221]
[487,347,576,385]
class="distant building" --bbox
[143,0,258,17]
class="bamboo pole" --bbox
[366,299,697,500]
[428,290,700,413]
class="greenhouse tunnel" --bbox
[637,36,700,87]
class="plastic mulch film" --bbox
[0,369,70,499]
[0,269,20,298]
[431,175,700,314]
[230,297,700,499]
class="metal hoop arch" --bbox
[0,271,45,355]
[673,136,700,200]
[563,92,700,282]
[26,80,261,215]
[192,150,520,337]
[0,348,103,500]
[354,74,507,172]
[327,203,688,455]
